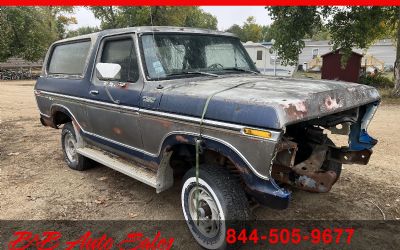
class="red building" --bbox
[321,49,363,83]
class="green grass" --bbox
[292,71,321,80]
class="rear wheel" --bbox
[61,122,92,171]
[181,165,250,249]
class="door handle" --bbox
[89,90,99,95]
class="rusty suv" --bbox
[34,26,380,249]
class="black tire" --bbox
[321,139,342,182]
[181,165,251,250]
[61,122,92,171]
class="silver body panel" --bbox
[35,90,279,179]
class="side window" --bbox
[48,40,91,75]
[257,50,263,60]
[100,38,139,83]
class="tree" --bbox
[0,7,76,62]
[0,7,55,62]
[226,16,264,42]
[90,7,217,30]
[261,25,273,42]
[226,24,243,39]
[305,24,331,41]
[267,6,400,96]
[67,26,100,38]
[40,7,77,39]
[241,17,263,42]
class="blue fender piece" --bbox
[349,102,379,151]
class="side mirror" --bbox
[96,63,121,81]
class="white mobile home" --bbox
[243,41,295,77]
[299,39,396,71]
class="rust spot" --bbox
[282,101,308,119]
[72,120,81,131]
[175,135,189,143]
[324,96,341,110]
[158,119,172,128]
[272,143,339,193]
[113,127,123,135]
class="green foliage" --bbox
[226,16,270,42]
[226,24,242,37]
[267,7,321,66]
[304,24,330,40]
[0,7,75,62]
[0,7,55,62]
[67,26,100,38]
[90,7,217,30]
[241,17,263,42]
[268,6,400,95]
[359,72,394,89]
[261,25,273,42]
[267,7,398,66]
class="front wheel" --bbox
[181,165,250,250]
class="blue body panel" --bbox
[158,93,281,129]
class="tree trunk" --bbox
[393,11,400,96]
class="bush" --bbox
[359,72,394,89]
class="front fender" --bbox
[159,132,291,209]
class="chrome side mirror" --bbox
[96,63,121,81]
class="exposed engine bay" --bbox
[271,102,379,193]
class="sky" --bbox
[68,7,272,31]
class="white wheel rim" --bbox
[64,133,77,163]
[182,177,226,249]
[188,186,220,237]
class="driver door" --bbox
[85,34,144,151]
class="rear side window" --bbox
[100,38,139,82]
[48,40,91,75]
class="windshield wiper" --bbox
[222,67,259,74]
[166,71,219,78]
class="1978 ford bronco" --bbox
[35,26,380,249]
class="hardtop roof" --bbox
[54,26,236,44]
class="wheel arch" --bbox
[158,132,290,208]
[49,104,74,128]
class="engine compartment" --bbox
[271,103,378,193]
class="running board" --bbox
[76,147,173,193]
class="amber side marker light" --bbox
[243,128,272,139]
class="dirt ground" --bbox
[0,80,399,221]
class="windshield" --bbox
[140,33,258,80]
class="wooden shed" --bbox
[321,49,363,83]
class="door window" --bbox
[99,38,139,82]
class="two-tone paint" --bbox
[35,26,380,209]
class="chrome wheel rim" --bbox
[64,133,77,163]
[188,186,221,238]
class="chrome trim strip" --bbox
[41,91,139,112]
[39,112,51,118]
[85,130,158,157]
[161,131,270,180]
[39,90,280,141]
[48,103,271,180]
